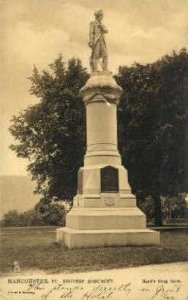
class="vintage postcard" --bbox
[1,0,188,299]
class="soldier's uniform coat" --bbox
[89,20,108,60]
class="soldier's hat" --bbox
[94,9,103,16]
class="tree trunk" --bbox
[153,194,163,226]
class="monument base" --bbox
[56,206,160,248]
[56,227,159,248]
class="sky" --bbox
[1,0,188,175]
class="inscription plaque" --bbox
[101,166,119,193]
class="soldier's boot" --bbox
[102,55,108,71]
[92,58,98,72]
[90,57,98,72]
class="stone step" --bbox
[66,207,146,230]
[56,227,160,248]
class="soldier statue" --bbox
[88,10,108,72]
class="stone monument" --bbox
[56,10,160,248]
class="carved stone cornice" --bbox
[80,72,122,105]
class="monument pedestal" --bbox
[56,72,160,248]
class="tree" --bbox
[2,205,66,226]
[162,194,187,221]
[35,202,66,226]
[2,210,21,226]
[10,56,89,205]
[116,49,188,226]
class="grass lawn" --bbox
[0,226,187,274]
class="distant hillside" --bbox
[0,176,40,220]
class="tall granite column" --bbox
[56,71,160,248]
